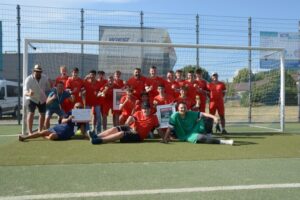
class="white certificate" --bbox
[71,109,91,122]
[156,104,176,128]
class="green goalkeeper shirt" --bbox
[169,111,206,143]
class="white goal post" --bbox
[22,38,285,134]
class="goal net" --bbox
[22,39,285,134]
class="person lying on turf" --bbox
[162,102,234,145]
[19,102,86,141]
[88,102,160,144]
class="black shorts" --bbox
[116,125,141,143]
[28,100,46,113]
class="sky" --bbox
[2,0,300,19]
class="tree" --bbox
[240,69,297,106]
[233,68,255,83]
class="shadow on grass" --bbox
[233,140,257,146]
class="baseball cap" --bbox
[141,102,151,109]
[211,72,218,76]
[33,64,42,72]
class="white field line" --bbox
[0,183,300,200]
[248,124,281,132]
[0,135,18,137]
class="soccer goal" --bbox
[22,38,285,134]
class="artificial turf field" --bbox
[0,124,300,199]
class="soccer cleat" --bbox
[18,135,25,142]
[221,129,228,134]
[87,130,97,140]
[215,123,221,133]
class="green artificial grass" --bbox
[0,124,299,166]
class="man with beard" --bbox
[24,64,51,134]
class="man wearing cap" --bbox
[207,72,228,134]
[88,102,160,144]
[24,64,51,134]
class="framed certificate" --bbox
[113,89,126,110]
[71,109,91,122]
[156,104,176,128]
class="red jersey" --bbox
[195,79,208,112]
[100,83,117,115]
[120,95,137,116]
[55,75,69,87]
[126,76,147,99]
[131,111,159,140]
[114,79,125,89]
[163,79,177,98]
[184,80,197,100]
[65,77,84,104]
[207,81,226,101]
[84,80,100,107]
[145,76,165,100]
[153,94,175,106]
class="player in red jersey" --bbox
[207,72,227,134]
[87,102,160,144]
[184,70,197,101]
[163,70,177,98]
[153,84,175,107]
[55,65,69,86]
[55,65,72,113]
[65,67,84,112]
[145,66,165,102]
[98,76,117,130]
[195,68,208,112]
[112,70,125,126]
[83,70,102,133]
[126,68,147,100]
[119,87,137,125]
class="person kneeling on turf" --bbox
[162,102,233,145]
[19,102,86,141]
[88,102,160,144]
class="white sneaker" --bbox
[220,139,234,145]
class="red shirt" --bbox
[114,79,125,89]
[84,80,100,106]
[131,111,159,140]
[66,77,84,103]
[163,79,177,98]
[184,80,197,100]
[153,94,175,106]
[55,75,69,87]
[207,81,226,101]
[120,95,137,116]
[126,76,147,99]
[145,76,165,100]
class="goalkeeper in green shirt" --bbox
[163,102,233,145]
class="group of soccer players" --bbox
[52,65,227,134]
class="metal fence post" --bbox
[298,20,300,122]
[17,5,21,125]
[140,11,145,74]
[196,14,199,68]
[80,8,84,78]
[248,17,252,124]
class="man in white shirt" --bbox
[24,64,51,134]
